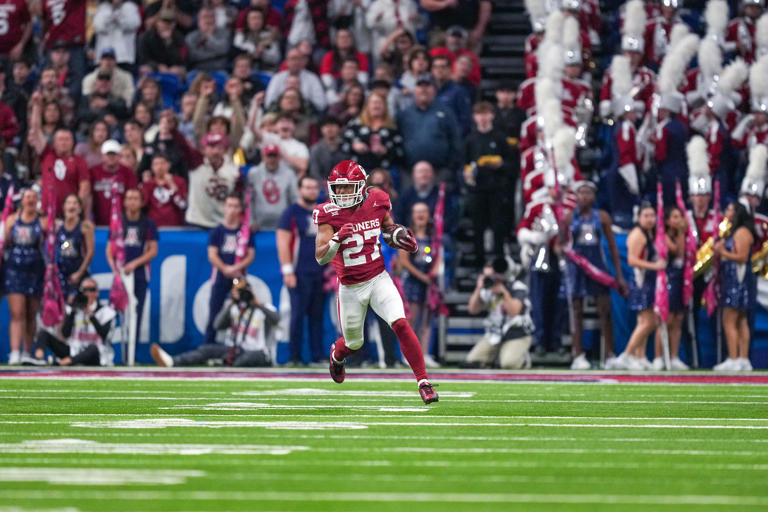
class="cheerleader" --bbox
[3,189,48,364]
[653,206,689,370]
[564,181,627,370]
[56,194,94,299]
[615,202,667,370]
[713,201,756,371]
[398,202,440,368]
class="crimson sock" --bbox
[331,337,356,362]
[392,319,428,382]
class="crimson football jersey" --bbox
[313,188,390,286]
[0,0,30,53]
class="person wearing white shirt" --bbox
[92,0,142,66]
[185,133,242,228]
[264,48,327,112]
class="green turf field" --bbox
[1,376,767,511]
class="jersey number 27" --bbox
[343,228,381,267]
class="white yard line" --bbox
[0,467,204,485]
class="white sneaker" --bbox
[713,358,740,371]
[624,354,645,371]
[611,353,632,370]
[7,351,20,365]
[638,357,654,370]
[423,354,440,368]
[150,343,174,367]
[737,358,753,371]
[670,357,690,371]
[651,357,665,371]
[602,356,620,370]
[570,353,591,370]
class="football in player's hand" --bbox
[383,224,418,253]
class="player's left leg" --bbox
[369,272,438,404]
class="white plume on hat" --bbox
[746,144,768,183]
[542,97,564,143]
[524,0,549,30]
[756,13,768,57]
[750,55,768,99]
[543,10,565,44]
[704,0,729,42]
[687,136,712,195]
[563,16,580,49]
[535,77,558,114]
[668,23,691,53]
[659,34,699,94]
[698,38,723,78]
[719,58,749,95]
[623,0,646,39]
[611,55,633,98]
[539,43,565,80]
[553,126,577,172]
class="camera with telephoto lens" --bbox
[72,292,89,309]
[482,276,497,289]
[237,288,254,307]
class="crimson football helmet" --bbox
[328,160,367,208]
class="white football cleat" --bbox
[570,353,591,370]
[651,357,665,371]
[670,357,689,371]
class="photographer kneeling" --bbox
[462,258,533,369]
[151,278,278,367]
[31,278,116,366]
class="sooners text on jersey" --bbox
[313,188,391,285]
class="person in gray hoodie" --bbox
[246,144,298,230]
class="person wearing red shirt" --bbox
[27,90,90,218]
[0,0,32,60]
[429,26,481,87]
[234,0,283,36]
[89,139,138,226]
[42,0,87,88]
[141,153,188,227]
[0,99,18,143]
[319,28,370,86]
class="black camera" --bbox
[238,288,254,307]
[482,276,496,289]
[72,292,89,309]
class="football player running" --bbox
[314,161,439,404]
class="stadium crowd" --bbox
[0,0,766,371]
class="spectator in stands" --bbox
[178,93,198,144]
[90,140,138,226]
[370,167,398,204]
[397,73,462,186]
[452,53,477,100]
[263,115,310,177]
[12,59,33,96]
[430,25,482,88]
[92,0,141,71]
[141,153,188,228]
[327,81,365,126]
[247,144,299,230]
[431,54,472,135]
[186,7,231,72]
[186,132,241,228]
[264,48,327,113]
[233,9,282,71]
[234,0,284,39]
[41,0,87,89]
[378,28,415,77]
[342,92,404,172]
[132,102,155,136]
[120,146,138,172]
[309,116,347,180]
[210,77,248,150]
[35,67,75,128]
[399,201,440,368]
[82,49,135,107]
[210,0,237,30]
[464,101,515,264]
[4,188,46,365]
[421,0,491,53]
[493,82,524,137]
[395,161,438,225]
[137,78,164,118]
[0,58,29,138]
[106,188,159,347]
[27,91,91,218]
[320,28,370,91]
[151,277,277,367]
[284,0,331,53]
[0,96,18,147]
[122,119,145,164]
[140,109,201,180]
[392,47,431,114]
[203,193,255,345]
[0,0,31,62]
[27,101,64,152]
[462,257,532,369]
[366,1,421,61]
[31,278,116,366]
[231,55,265,106]
[138,9,188,79]
[277,175,326,365]
[55,194,94,299]
[329,0,373,51]
[143,0,195,32]
[50,44,81,109]
[266,87,317,145]
[76,72,130,133]
[324,57,365,107]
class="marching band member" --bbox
[713,200,757,371]
[739,144,768,245]
[732,55,768,150]
[563,180,627,370]
[606,56,643,231]
[599,0,655,120]
[653,206,689,370]
[560,0,593,71]
[682,37,723,113]
[643,0,683,71]
[523,0,549,80]
[615,202,667,370]
[726,0,765,64]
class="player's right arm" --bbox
[315,222,354,265]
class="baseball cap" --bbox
[101,140,122,155]
[99,47,117,59]
[415,73,436,87]
[263,144,280,156]
[158,8,176,22]
[201,132,230,148]
[447,25,467,38]
[51,39,69,51]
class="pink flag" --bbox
[427,183,450,316]
[676,181,696,307]
[563,247,627,296]
[234,187,253,267]
[0,185,14,260]
[703,181,722,316]
[654,183,669,323]
[108,180,129,312]
[41,183,65,327]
